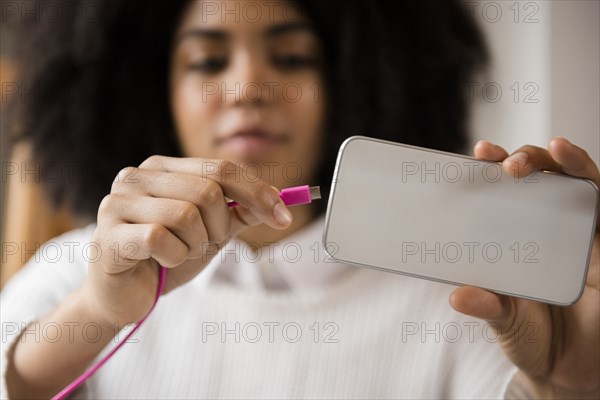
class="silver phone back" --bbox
[323,136,599,305]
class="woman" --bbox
[2,0,598,398]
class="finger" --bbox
[138,156,292,229]
[449,286,520,342]
[111,169,243,243]
[102,223,189,272]
[473,140,510,161]
[548,136,600,189]
[100,194,209,259]
[502,144,562,178]
[449,286,507,321]
[549,137,600,232]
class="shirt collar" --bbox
[207,214,356,292]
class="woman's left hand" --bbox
[450,136,600,399]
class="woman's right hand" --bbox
[81,155,293,328]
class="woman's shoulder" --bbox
[1,223,97,300]
[34,222,98,273]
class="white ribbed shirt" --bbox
[1,216,517,399]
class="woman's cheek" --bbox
[285,82,325,177]
[173,79,220,157]
[296,81,325,139]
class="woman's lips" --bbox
[215,129,289,159]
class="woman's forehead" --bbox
[177,0,311,35]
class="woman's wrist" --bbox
[77,281,131,331]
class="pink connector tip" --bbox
[227,185,321,208]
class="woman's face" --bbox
[170,0,326,189]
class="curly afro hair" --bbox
[4,0,488,221]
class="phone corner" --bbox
[339,135,369,151]
[555,286,586,307]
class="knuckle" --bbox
[139,155,163,169]
[216,159,232,172]
[174,203,201,228]
[200,181,224,207]
[216,159,237,182]
[112,166,138,191]
[188,185,206,202]
[144,223,167,252]
[98,194,116,216]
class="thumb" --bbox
[227,185,291,236]
[450,286,559,380]
[228,203,263,237]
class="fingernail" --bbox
[273,202,292,226]
[508,152,528,166]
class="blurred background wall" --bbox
[1,4,78,288]
[469,0,600,165]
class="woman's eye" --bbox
[188,58,228,73]
[272,54,315,70]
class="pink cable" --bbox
[52,266,168,399]
[227,184,321,208]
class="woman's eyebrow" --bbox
[175,29,228,45]
[174,22,313,46]
[265,22,314,37]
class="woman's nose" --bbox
[223,53,268,107]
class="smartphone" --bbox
[322,136,599,305]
